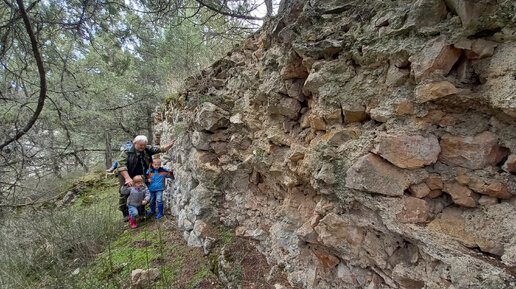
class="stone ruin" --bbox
[154,0,516,288]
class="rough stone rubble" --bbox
[154,0,516,288]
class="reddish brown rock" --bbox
[471,182,512,200]
[409,183,431,198]
[281,51,309,79]
[415,110,446,127]
[345,153,413,196]
[312,248,340,269]
[425,175,443,190]
[443,183,478,207]
[415,81,458,103]
[409,36,462,81]
[427,189,443,199]
[503,154,516,173]
[439,131,509,169]
[372,133,441,169]
[397,197,430,223]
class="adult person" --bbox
[117,135,174,221]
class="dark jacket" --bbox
[121,185,150,207]
[146,167,174,192]
[118,145,162,178]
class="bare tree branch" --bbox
[195,0,263,20]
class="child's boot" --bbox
[155,204,164,219]
[146,200,156,217]
[129,216,138,229]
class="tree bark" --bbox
[105,131,112,169]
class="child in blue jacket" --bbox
[146,158,174,219]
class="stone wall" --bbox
[154,0,516,288]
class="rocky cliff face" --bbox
[154,0,516,288]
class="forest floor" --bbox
[68,173,294,289]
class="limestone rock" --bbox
[192,131,212,151]
[195,102,230,132]
[406,0,448,28]
[315,163,336,185]
[315,213,364,252]
[443,182,478,207]
[409,36,462,81]
[455,39,498,60]
[372,133,440,169]
[444,0,498,29]
[385,65,410,87]
[345,153,414,196]
[268,96,301,119]
[478,195,498,206]
[439,131,509,169]
[396,197,430,223]
[130,268,161,289]
[415,81,458,103]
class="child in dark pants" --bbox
[121,175,150,228]
[146,158,174,219]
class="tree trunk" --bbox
[144,105,154,145]
[105,131,112,169]
[265,0,273,17]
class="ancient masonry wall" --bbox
[154,0,516,288]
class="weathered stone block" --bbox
[425,175,443,190]
[342,104,368,123]
[415,81,458,103]
[323,109,343,125]
[443,182,478,207]
[345,153,413,196]
[396,197,430,223]
[395,100,415,116]
[410,36,462,81]
[268,97,301,119]
[409,183,431,198]
[455,39,498,60]
[439,131,509,169]
[309,113,326,131]
[502,154,516,173]
[281,51,309,79]
[195,102,230,132]
[312,248,340,269]
[373,133,441,169]
[444,0,498,29]
[322,127,362,146]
